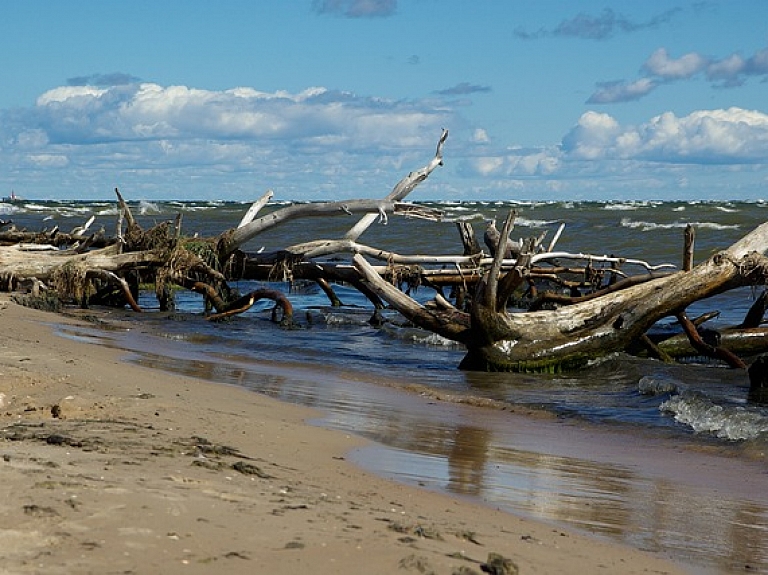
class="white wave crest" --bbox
[620,218,739,232]
[515,216,559,228]
[660,391,768,440]
[408,332,460,347]
[138,200,161,215]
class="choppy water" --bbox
[7,197,768,573]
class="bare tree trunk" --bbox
[355,221,768,372]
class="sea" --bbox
[4,197,768,574]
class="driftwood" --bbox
[3,128,768,379]
[354,215,768,372]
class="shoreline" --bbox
[1,298,693,574]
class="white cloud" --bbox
[27,154,69,168]
[458,107,768,199]
[642,48,708,79]
[561,111,621,159]
[36,85,108,106]
[471,128,489,143]
[3,81,768,201]
[562,107,768,162]
[472,156,505,175]
[0,81,456,199]
[26,83,451,148]
[591,44,768,104]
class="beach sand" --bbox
[0,298,690,575]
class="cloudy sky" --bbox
[2,0,767,201]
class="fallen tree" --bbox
[2,128,768,375]
[354,210,768,372]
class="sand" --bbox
[0,298,690,575]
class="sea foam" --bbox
[660,391,768,441]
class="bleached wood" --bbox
[344,128,449,242]
[237,190,274,229]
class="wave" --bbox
[620,218,740,232]
[138,200,161,215]
[660,390,768,441]
[515,216,560,228]
[602,200,661,211]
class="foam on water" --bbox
[514,216,560,228]
[603,203,640,211]
[620,217,740,232]
[660,390,768,441]
[138,200,161,215]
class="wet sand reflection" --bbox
[70,328,768,575]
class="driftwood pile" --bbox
[3,129,768,383]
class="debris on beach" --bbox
[3,129,768,388]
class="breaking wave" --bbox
[620,218,740,232]
[660,390,768,441]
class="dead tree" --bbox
[0,131,450,320]
[4,127,768,375]
[354,215,768,372]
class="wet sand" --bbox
[0,297,693,574]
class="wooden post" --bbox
[683,224,695,271]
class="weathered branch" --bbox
[219,130,448,259]
[484,210,516,311]
[353,254,470,341]
[186,281,293,323]
[676,311,746,369]
[342,128,447,242]
[238,190,274,229]
[85,269,143,312]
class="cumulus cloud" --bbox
[562,107,768,163]
[460,107,768,189]
[21,83,450,147]
[4,80,768,201]
[313,0,396,18]
[590,44,768,103]
[465,148,561,178]
[515,7,679,40]
[0,80,457,199]
[642,48,708,79]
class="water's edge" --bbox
[56,318,768,575]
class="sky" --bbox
[1,0,767,202]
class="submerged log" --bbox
[675,311,746,369]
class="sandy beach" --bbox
[0,297,690,575]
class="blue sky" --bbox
[1,0,767,201]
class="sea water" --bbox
[6,197,768,573]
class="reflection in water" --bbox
[358,431,768,574]
[67,327,768,575]
[447,426,490,496]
